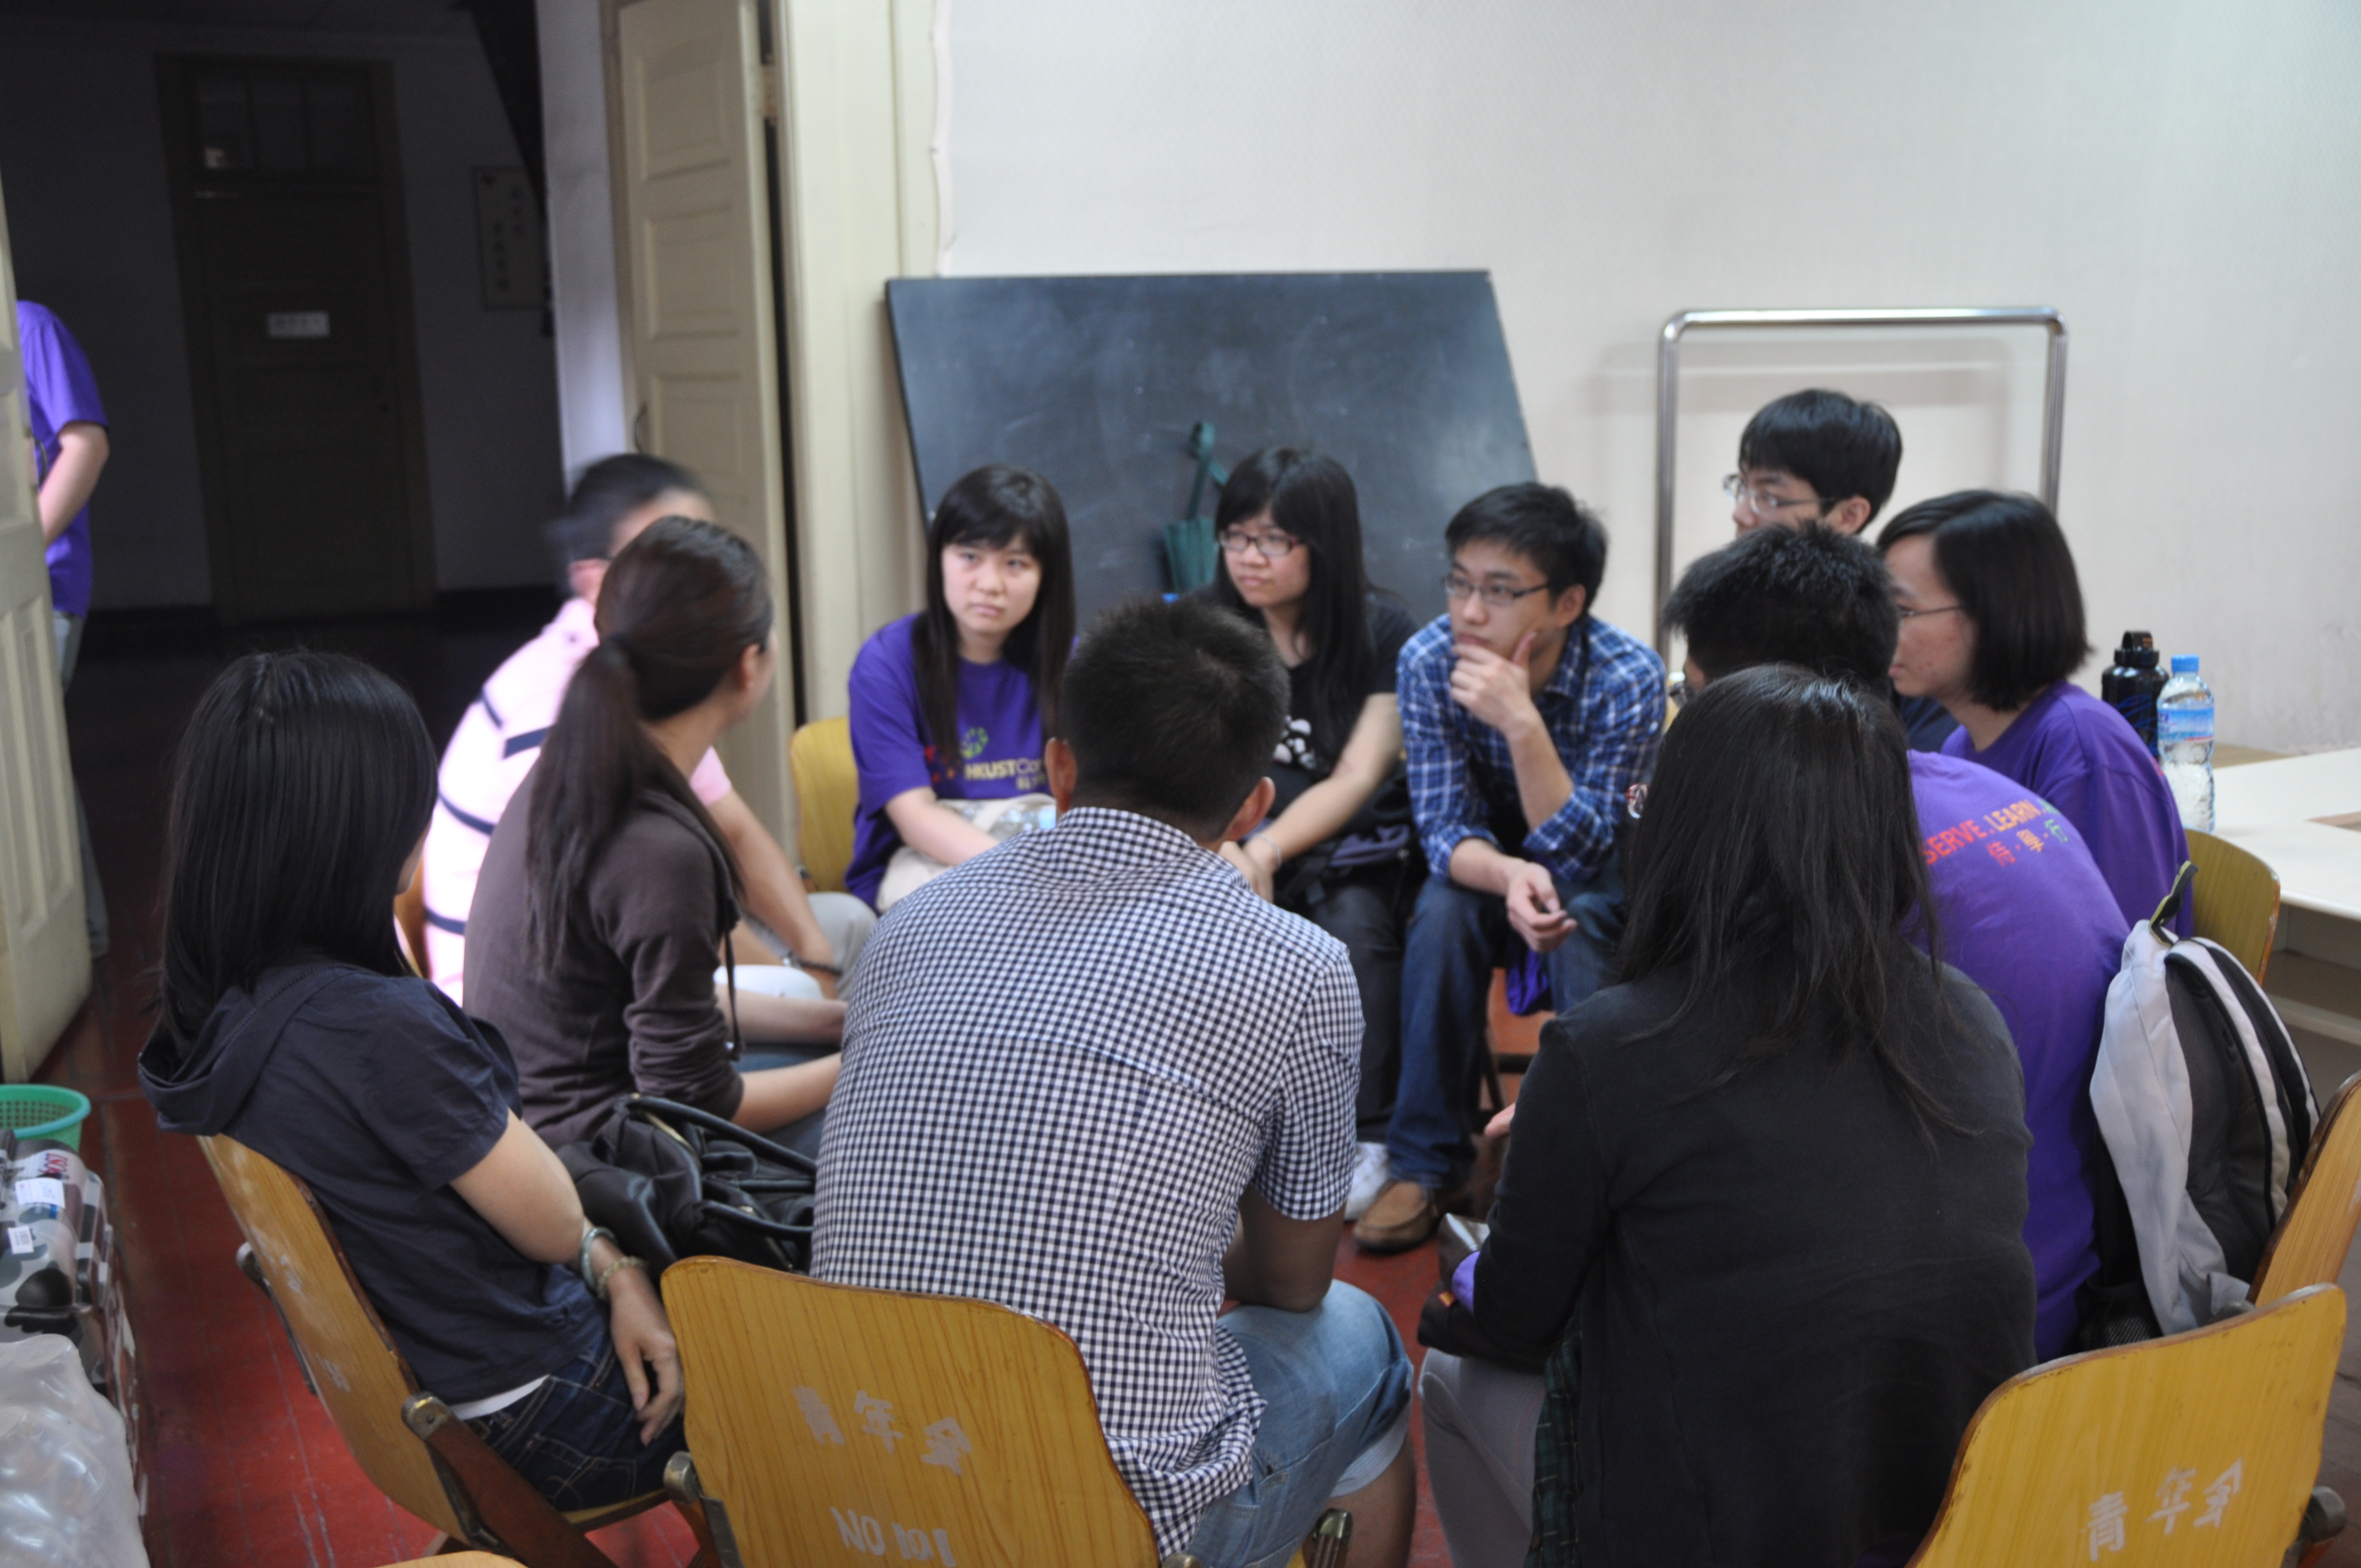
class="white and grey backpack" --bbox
[2086,864,2319,1342]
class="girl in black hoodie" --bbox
[139,651,683,1510]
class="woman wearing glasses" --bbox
[1881,491,2188,931]
[1199,448,1419,1218]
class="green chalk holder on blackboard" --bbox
[1162,421,1228,594]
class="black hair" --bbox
[912,465,1075,782]
[1738,389,1904,522]
[1443,483,1607,604]
[1063,596,1290,839]
[524,516,769,970]
[159,651,436,1043]
[1876,490,2092,712]
[546,453,708,573]
[1207,447,1373,763]
[1662,523,1898,687]
[1618,664,1956,1126]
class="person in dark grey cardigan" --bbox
[465,518,841,1150]
[1429,665,2037,1568]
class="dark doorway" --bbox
[158,57,434,622]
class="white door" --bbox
[0,170,91,1081]
[617,0,796,840]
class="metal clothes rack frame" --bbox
[1653,307,2069,657]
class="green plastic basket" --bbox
[0,1086,91,1150]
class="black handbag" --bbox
[556,1095,816,1276]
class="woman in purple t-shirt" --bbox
[1880,491,2190,931]
[845,466,1075,908]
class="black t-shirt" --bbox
[140,961,607,1401]
[1267,595,1418,815]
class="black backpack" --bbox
[2079,865,2318,1346]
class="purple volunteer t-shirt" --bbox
[1912,752,2125,1360]
[1943,681,2190,936]
[18,302,107,617]
[845,614,1047,908]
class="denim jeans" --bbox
[737,1043,834,1158]
[465,1343,686,1512]
[1291,865,1416,1138]
[1383,861,1624,1189]
[1185,1282,1415,1568]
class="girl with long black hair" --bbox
[140,652,684,1509]
[1199,448,1419,1214]
[844,464,1075,909]
[465,517,842,1151]
[1424,666,2036,1568]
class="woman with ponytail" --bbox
[844,464,1075,909]
[141,652,684,1510]
[466,518,843,1150]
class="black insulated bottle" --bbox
[2102,631,2166,756]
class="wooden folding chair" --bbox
[2185,830,2281,983]
[1907,1283,2347,1566]
[659,1256,1346,1567]
[787,717,858,895]
[200,1134,683,1568]
[2254,1071,2361,1306]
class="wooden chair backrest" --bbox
[1907,1283,2344,1567]
[2185,829,2281,982]
[199,1135,465,1539]
[394,867,431,979]
[2254,1072,2361,1305]
[662,1256,1159,1566]
[787,717,857,896]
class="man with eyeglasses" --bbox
[1356,483,1663,1252]
[1723,387,1956,752]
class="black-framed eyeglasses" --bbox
[1895,602,1965,622]
[1442,573,1551,609]
[1722,473,1825,520]
[1217,528,1299,560]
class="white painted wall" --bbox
[939,0,2361,753]
[0,16,564,607]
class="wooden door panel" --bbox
[618,0,793,837]
[0,172,91,1078]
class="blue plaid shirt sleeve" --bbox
[1399,617,1497,876]
[1521,628,1665,882]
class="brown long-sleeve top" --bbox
[465,787,743,1147]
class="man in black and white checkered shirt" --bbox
[815,596,1415,1566]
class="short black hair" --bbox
[1738,390,1903,522]
[547,453,706,570]
[1663,524,1897,688]
[1877,491,2091,711]
[159,652,435,1043]
[1062,597,1289,839]
[1443,483,1607,602]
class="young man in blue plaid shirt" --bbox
[1356,484,1664,1251]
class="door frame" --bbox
[155,54,436,624]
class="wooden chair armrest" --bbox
[401,1394,621,1568]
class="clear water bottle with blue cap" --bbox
[2158,654,2215,833]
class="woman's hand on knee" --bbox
[605,1268,684,1444]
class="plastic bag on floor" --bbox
[0,1333,147,1567]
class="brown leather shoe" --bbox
[1353,1177,1452,1253]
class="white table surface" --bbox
[2213,749,2361,922]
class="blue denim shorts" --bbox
[464,1342,686,1512]
[1185,1281,1415,1568]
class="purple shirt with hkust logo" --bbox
[1941,680,2191,936]
[1912,750,2126,1360]
[845,614,1047,908]
[17,302,107,617]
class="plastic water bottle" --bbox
[2158,655,2215,834]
